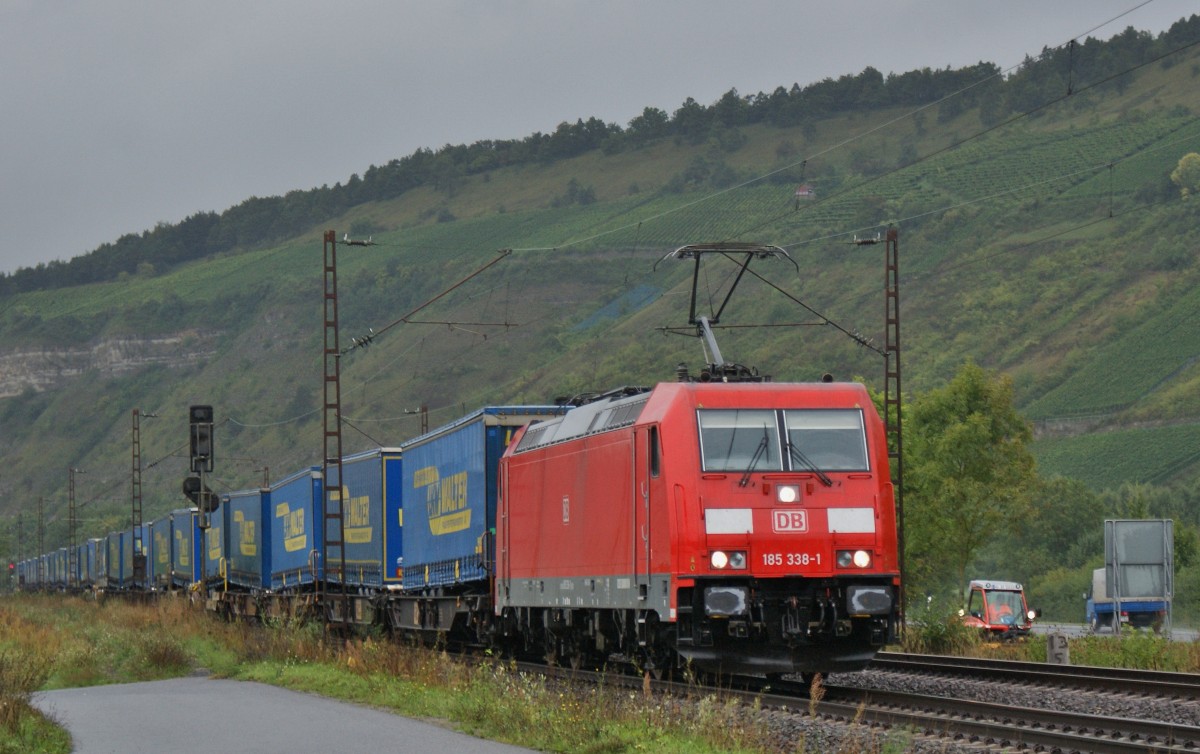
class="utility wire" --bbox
[781,125,1200,251]
[737,34,1200,245]
[341,248,512,353]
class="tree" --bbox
[904,361,1037,602]
[1170,152,1200,198]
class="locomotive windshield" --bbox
[783,409,869,471]
[698,410,783,472]
[697,408,869,473]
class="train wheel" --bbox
[566,644,585,671]
[640,647,682,681]
[544,634,562,667]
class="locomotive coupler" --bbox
[781,596,805,638]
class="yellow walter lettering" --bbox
[439,472,467,516]
[208,525,222,560]
[239,519,257,557]
[428,470,470,535]
[175,530,190,567]
[277,503,308,552]
[345,488,373,544]
[412,467,440,488]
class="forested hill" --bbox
[3,14,1198,295]
[2,12,1200,609]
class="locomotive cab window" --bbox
[648,425,661,477]
[783,409,869,471]
[697,410,783,472]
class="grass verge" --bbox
[3,593,1198,753]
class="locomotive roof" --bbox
[514,389,650,453]
[512,379,873,454]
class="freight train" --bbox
[15,243,901,678]
[14,378,899,677]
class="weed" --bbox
[0,649,53,732]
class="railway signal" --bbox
[189,405,214,473]
[182,476,218,514]
[186,405,218,527]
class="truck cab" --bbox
[960,579,1038,638]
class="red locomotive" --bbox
[496,378,899,676]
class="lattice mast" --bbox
[322,230,348,621]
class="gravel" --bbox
[740,666,1200,753]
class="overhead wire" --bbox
[783,125,1200,253]
[749,35,1200,247]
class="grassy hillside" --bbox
[1,38,1199,557]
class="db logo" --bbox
[772,510,808,533]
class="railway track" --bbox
[815,682,1200,753]
[828,653,1200,752]
[538,652,1200,752]
[871,651,1200,696]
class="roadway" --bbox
[34,675,538,754]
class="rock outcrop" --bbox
[0,331,219,398]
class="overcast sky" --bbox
[1,0,1195,276]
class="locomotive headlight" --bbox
[776,484,801,504]
[710,550,747,569]
[836,549,872,568]
[1027,609,1037,621]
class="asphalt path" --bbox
[34,676,537,754]
[1030,621,1199,641]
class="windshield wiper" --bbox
[787,441,833,487]
[738,432,770,488]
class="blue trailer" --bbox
[84,539,98,589]
[16,559,31,589]
[400,406,568,593]
[72,544,86,589]
[224,487,270,590]
[332,448,402,589]
[122,530,134,589]
[51,547,67,589]
[269,468,322,591]
[171,508,203,587]
[151,518,173,590]
[132,523,152,590]
[204,507,225,588]
[105,533,125,590]
[90,538,107,590]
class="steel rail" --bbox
[872,651,1200,696]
